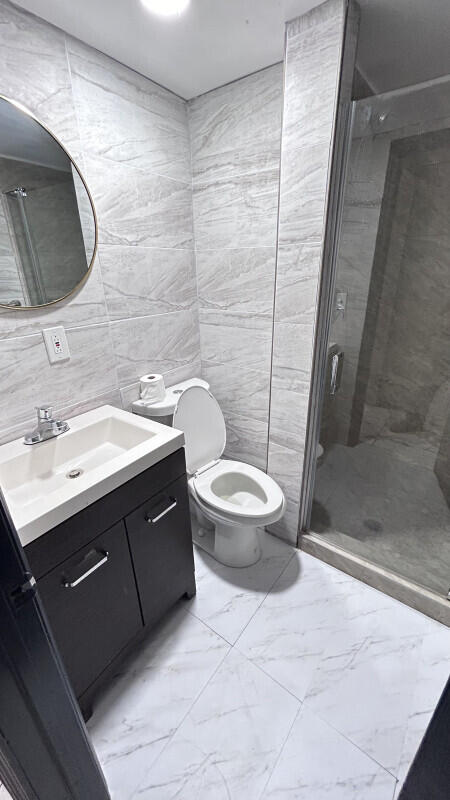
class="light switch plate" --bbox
[42,326,70,364]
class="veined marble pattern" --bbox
[223,409,269,471]
[263,706,396,799]
[109,310,200,387]
[99,246,197,320]
[189,64,283,182]
[0,0,198,443]
[192,167,279,250]
[86,538,448,800]
[84,156,194,250]
[69,43,191,184]
[196,247,276,317]
[268,0,353,544]
[188,61,282,476]
[88,606,229,799]
[0,323,117,430]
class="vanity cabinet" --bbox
[24,449,195,718]
[127,475,194,629]
[37,521,142,698]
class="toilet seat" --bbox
[173,386,285,526]
[191,459,284,525]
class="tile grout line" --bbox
[257,704,303,800]
[132,637,232,795]
[232,549,297,647]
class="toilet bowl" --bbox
[172,385,285,567]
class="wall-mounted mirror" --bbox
[0,96,97,309]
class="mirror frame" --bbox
[0,95,98,311]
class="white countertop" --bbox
[0,405,184,547]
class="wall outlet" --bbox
[42,326,70,364]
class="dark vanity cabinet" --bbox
[25,449,195,717]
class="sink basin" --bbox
[0,405,184,546]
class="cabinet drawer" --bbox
[37,521,142,698]
[126,475,195,629]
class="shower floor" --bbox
[312,436,450,597]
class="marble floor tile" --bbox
[262,706,397,800]
[88,604,229,799]
[134,648,300,800]
[188,528,295,644]
[302,578,449,778]
[236,552,359,701]
[394,627,450,796]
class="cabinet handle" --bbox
[63,551,109,588]
[145,498,177,524]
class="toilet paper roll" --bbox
[139,373,166,403]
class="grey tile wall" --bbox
[0,0,200,438]
[188,64,283,469]
[267,0,358,543]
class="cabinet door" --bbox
[37,521,142,698]
[126,475,195,629]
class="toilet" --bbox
[133,379,285,567]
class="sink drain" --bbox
[66,468,83,479]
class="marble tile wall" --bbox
[0,0,200,440]
[188,65,283,470]
[267,0,359,543]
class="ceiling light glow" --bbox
[141,0,190,17]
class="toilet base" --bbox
[193,520,261,568]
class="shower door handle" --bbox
[330,350,343,395]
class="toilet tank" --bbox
[131,377,209,427]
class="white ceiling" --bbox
[12,0,319,99]
[12,0,450,100]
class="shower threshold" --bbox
[300,531,450,627]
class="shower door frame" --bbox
[298,85,450,625]
[297,101,355,537]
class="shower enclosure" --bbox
[307,75,450,619]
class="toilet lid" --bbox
[173,386,226,474]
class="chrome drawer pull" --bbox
[63,551,109,588]
[145,498,177,524]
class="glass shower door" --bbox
[311,78,450,599]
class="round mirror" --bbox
[0,96,97,309]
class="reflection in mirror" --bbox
[0,97,96,309]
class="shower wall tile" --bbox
[268,0,359,543]
[192,167,279,250]
[189,64,283,181]
[274,244,321,325]
[199,310,272,372]
[189,64,283,469]
[0,0,198,442]
[223,411,269,471]
[196,247,276,317]
[278,141,331,246]
[201,362,270,425]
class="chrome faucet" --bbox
[24,405,69,445]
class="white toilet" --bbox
[133,379,285,567]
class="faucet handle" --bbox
[36,405,53,421]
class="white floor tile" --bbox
[135,648,300,799]
[394,627,450,795]
[236,552,359,700]
[262,706,397,799]
[188,528,294,644]
[88,604,229,799]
